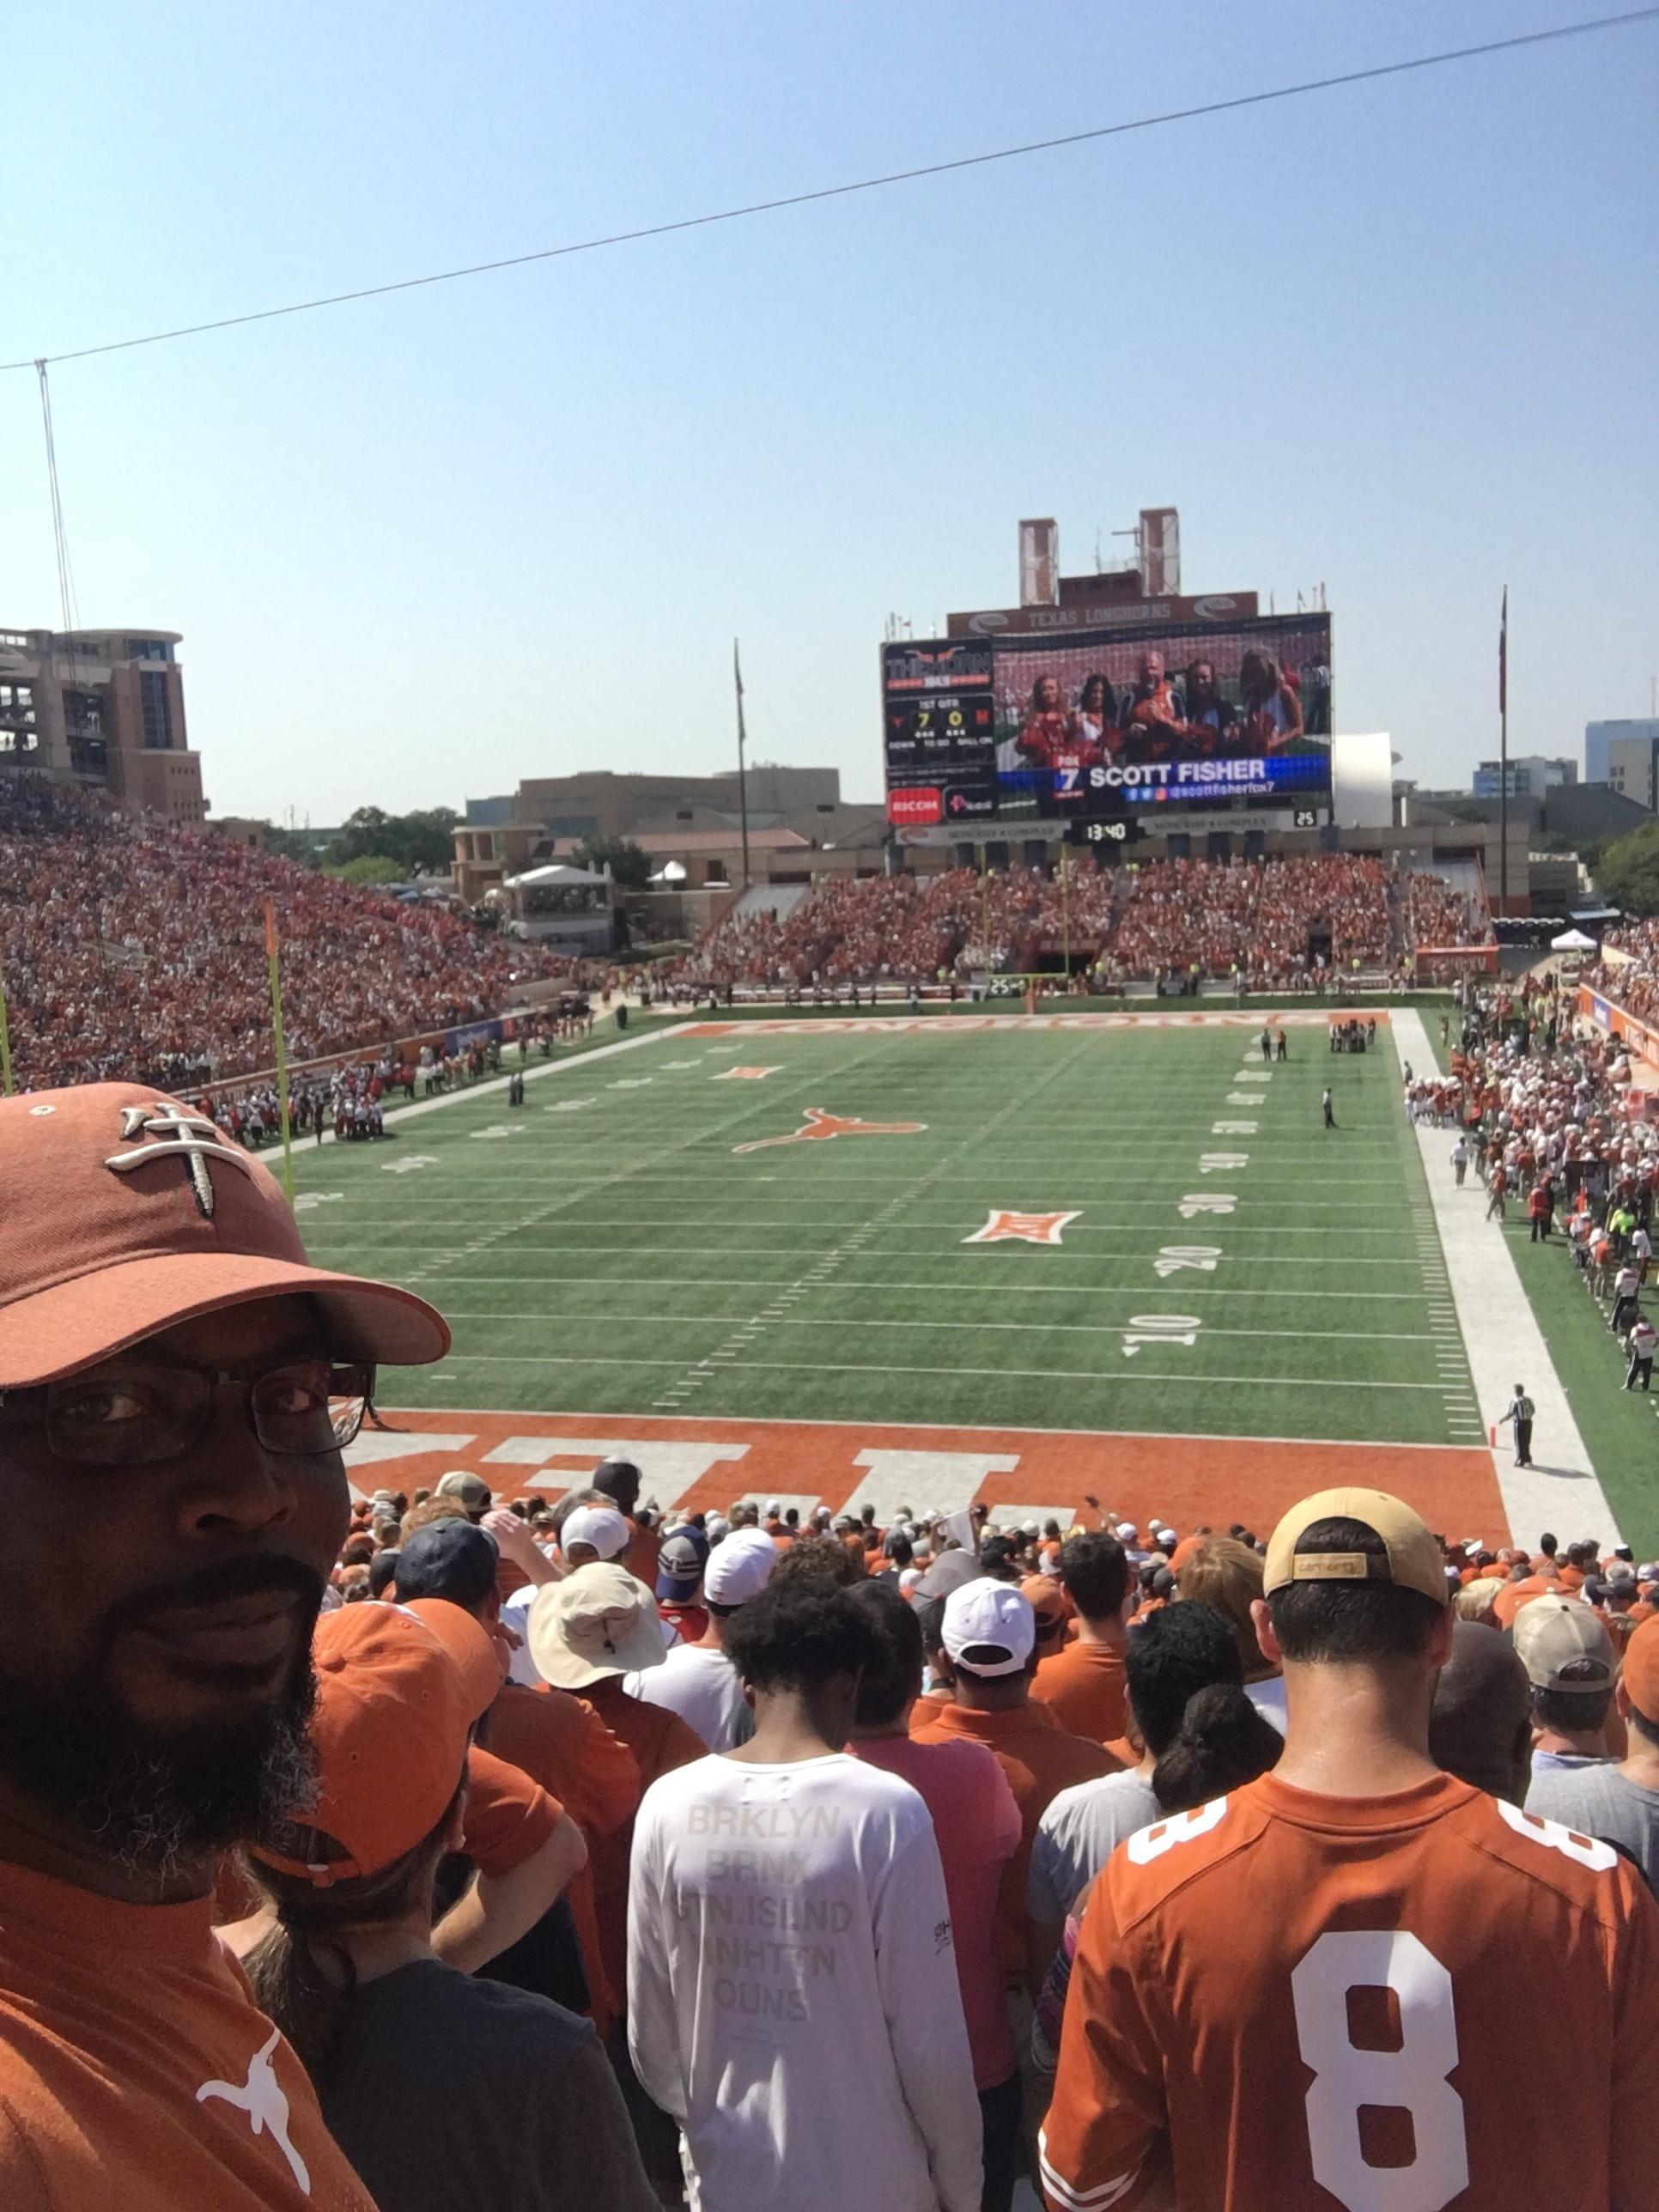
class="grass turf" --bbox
[289,1017,1477,1451]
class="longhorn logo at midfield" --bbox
[733,1106,927,1154]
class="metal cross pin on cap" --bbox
[0,1081,450,1388]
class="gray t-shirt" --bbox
[1027,1768,1162,1922]
[320,1958,656,2212]
[1525,1761,1659,1888]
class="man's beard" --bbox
[0,1560,323,1884]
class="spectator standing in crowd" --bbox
[845,1582,1025,2212]
[240,1603,654,2212]
[629,1581,982,2212]
[654,1526,711,1644]
[1027,1601,1243,1977]
[528,1565,703,2195]
[591,1458,661,1592]
[1516,1596,1618,1791]
[1528,1176,1553,1241]
[1173,1535,1288,1733]
[0,1080,451,2208]
[625,1527,775,1749]
[1486,1158,1509,1219]
[1611,1259,1643,1339]
[1042,1486,1659,2212]
[1428,1617,1534,1803]
[392,1517,635,2034]
[1498,1381,1536,1468]
[1030,1533,1132,1745]
[1627,1312,1656,1390]
[1525,1615,1659,1888]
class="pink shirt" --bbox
[851,1733,1023,2090]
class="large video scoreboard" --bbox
[883,611,1333,829]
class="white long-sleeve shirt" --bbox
[628,1751,981,2212]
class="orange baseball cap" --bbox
[1622,1615,1659,1723]
[0,1082,449,1385]
[251,1604,477,1887]
[1020,1573,1074,1629]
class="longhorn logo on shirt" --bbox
[732,1106,927,1154]
[196,2025,312,2192]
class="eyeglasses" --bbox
[1,1357,375,1467]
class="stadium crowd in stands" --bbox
[3,1075,1658,2211]
[681,854,1489,995]
[1588,921,1659,1030]
[0,775,560,1093]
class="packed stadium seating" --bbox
[683,854,1492,991]
[0,774,562,1091]
[1589,924,1659,1027]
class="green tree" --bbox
[574,835,653,888]
[326,854,405,886]
[263,825,325,867]
[327,805,458,874]
[1594,821,1659,916]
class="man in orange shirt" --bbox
[0,1082,454,2209]
[392,1516,641,2033]
[911,1580,1119,1989]
[592,1456,660,1591]
[1030,1532,1131,1745]
[1042,1486,1659,2212]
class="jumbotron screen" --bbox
[882,611,1333,827]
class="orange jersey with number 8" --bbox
[1040,1771,1659,2212]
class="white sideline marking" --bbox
[435,1310,1443,1346]
[1392,1010,1620,1546]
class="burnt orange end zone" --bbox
[356,1411,1509,1546]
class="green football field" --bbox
[289,1014,1484,1455]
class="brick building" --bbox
[0,627,205,825]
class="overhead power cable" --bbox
[3,6,1654,374]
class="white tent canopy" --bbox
[1550,927,1598,953]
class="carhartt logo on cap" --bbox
[104,1100,256,1221]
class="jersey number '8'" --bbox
[1135,1799,1616,2212]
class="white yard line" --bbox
[1392,1009,1620,1545]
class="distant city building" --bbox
[0,626,204,825]
[1605,732,1659,814]
[453,765,858,902]
[1471,755,1577,799]
[1586,719,1659,787]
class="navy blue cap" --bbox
[656,1528,708,1598]
[393,1519,499,1608]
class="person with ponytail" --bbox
[1149,1682,1283,1815]
[240,1601,653,2212]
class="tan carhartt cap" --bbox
[0,1081,449,1386]
[1264,1487,1449,1606]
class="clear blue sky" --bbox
[6,1,1656,823]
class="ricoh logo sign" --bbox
[887,787,943,827]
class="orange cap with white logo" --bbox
[0,1081,448,1386]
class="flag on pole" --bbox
[263,898,295,1208]
[1498,586,1508,715]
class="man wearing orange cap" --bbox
[240,1601,655,2211]
[0,1082,451,2209]
[1042,1486,1659,2212]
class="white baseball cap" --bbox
[704,1528,778,1607]
[1115,1521,1139,1541]
[560,1505,631,1563]
[941,1577,1036,1678]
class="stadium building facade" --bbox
[0,626,205,825]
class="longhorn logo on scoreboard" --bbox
[732,1107,927,1154]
